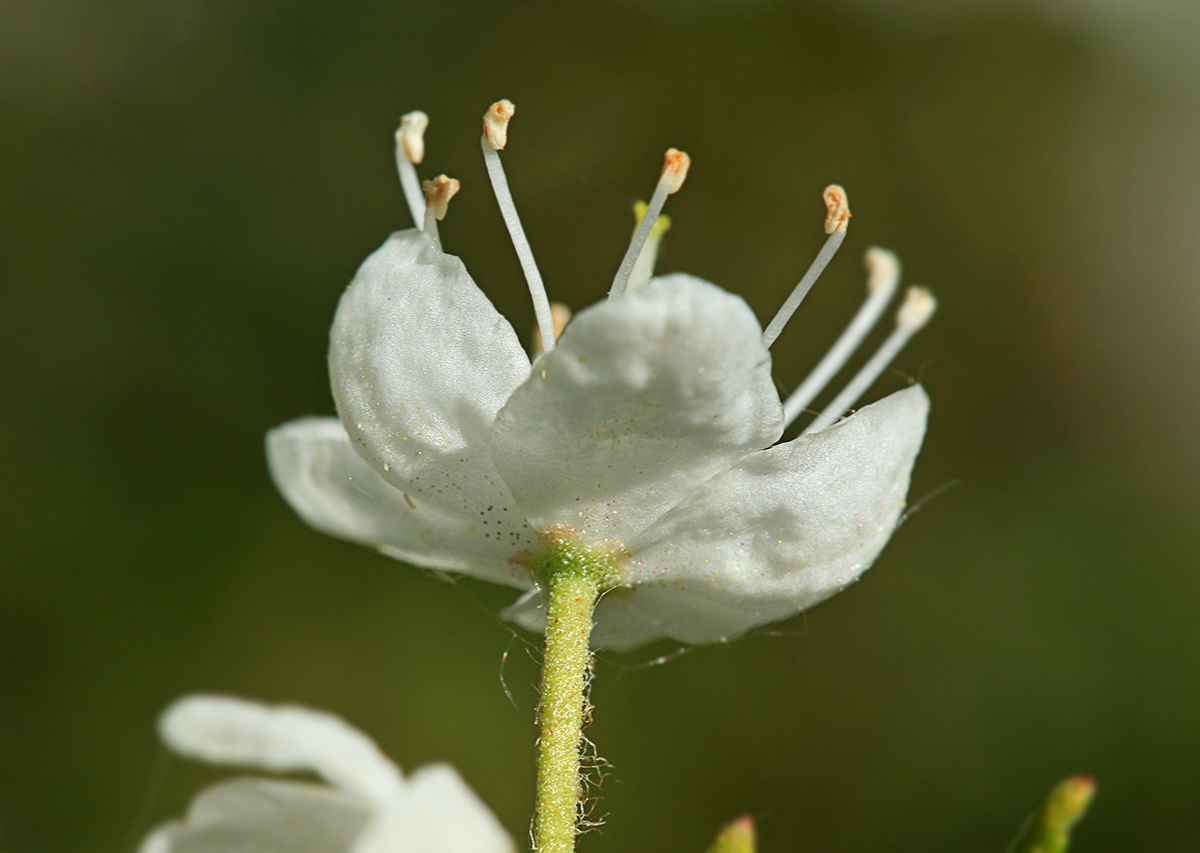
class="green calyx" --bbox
[523,524,627,589]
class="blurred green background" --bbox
[3,1,1198,851]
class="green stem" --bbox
[534,570,600,853]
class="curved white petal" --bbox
[490,274,783,547]
[160,695,404,805]
[267,417,535,588]
[354,765,514,853]
[329,229,532,524]
[139,779,368,853]
[507,386,929,650]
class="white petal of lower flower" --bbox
[491,274,784,547]
[267,417,534,588]
[145,696,515,853]
[139,779,368,853]
[160,695,405,805]
[507,387,929,649]
[353,765,515,853]
[329,229,532,524]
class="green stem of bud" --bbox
[1009,776,1097,853]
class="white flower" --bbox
[268,103,935,651]
[139,695,513,853]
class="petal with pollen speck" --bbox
[329,229,531,526]
[268,417,534,588]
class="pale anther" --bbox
[483,99,515,151]
[422,174,460,221]
[397,111,428,164]
[761,186,852,348]
[804,285,937,434]
[608,148,691,299]
[394,110,429,229]
[479,99,557,354]
[782,246,900,426]
[897,284,937,329]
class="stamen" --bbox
[782,247,901,426]
[394,110,429,229]
[803,286,937,434]
[480,99,558,354]
[760,185,852,349]
[626,201,672,294]
[483,99,515,151]
[533,303,573,354]
[421,174,460,248]
[608,149,691,299]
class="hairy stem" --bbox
[534,570,600,853]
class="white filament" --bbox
[626,214,668,294]
[423,205,441,249]
[761,226,848,348]
[609,172,673,300]
[481,137,557,353]
[783,248,900,426]
[804,287,935,434]
[397,158,426,229]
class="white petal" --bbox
[140,779,368,853]
[353,765,514,853]
[267,417,534,588]
[490,274,783,547]
[160,696,404,805]
[329,229,532,525]
[504,386,928,650]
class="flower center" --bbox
[514,524,628,589]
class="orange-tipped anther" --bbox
[823,184,851,234]
[483,100,515,150]
[662,148,691,194]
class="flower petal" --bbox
[267,417,535,588]
[490,274,783,547]
[329,229,532,524]
[353,765,514,853]
[159,695,404,805]
[139,779,368,853]
[506,386,929,649]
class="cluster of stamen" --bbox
[390,99,937,432]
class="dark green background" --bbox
[3,2,1198,851]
